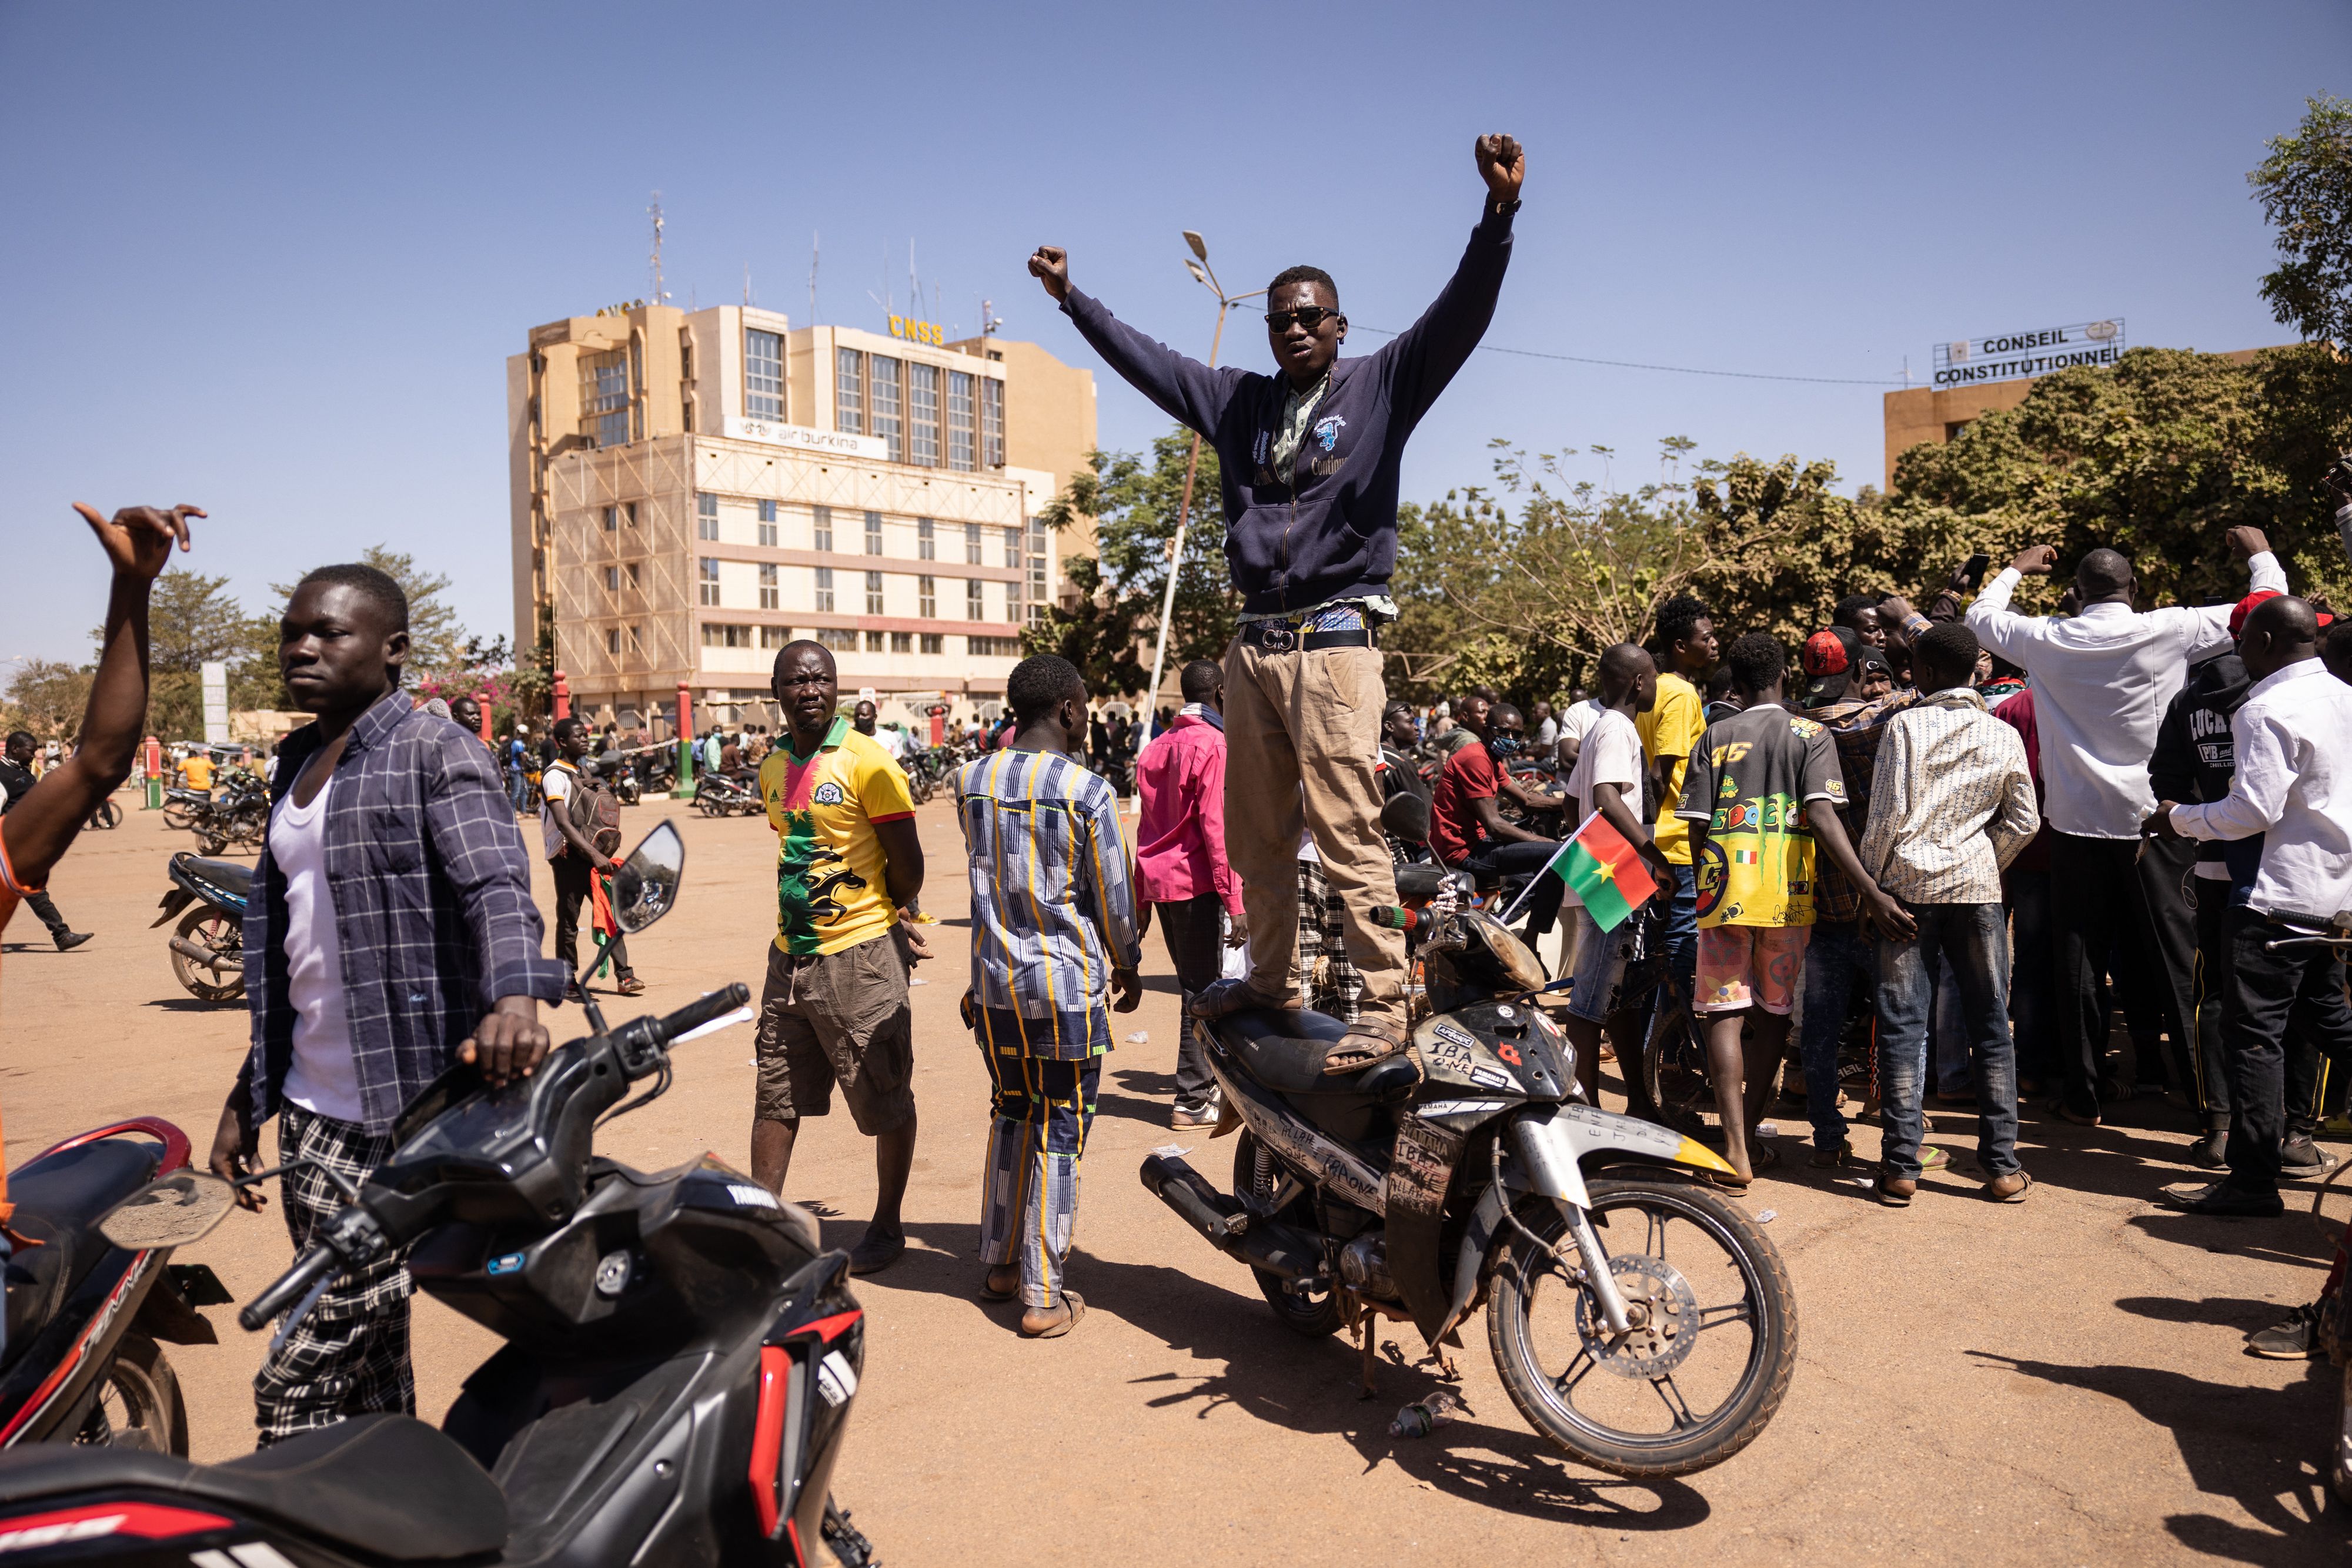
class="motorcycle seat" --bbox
[0,1415,507,1560]
[1212,1009,1419,1103]
[172,852,252,900]
[2,1138,163,1360]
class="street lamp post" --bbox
[1140,231,1264,735]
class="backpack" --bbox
[565,765,623,857]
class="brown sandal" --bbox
[1322,1019,1409,1075]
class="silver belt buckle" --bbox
[1258,623,1296,653]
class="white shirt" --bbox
[1966,551,2287,838]
[540,760,575,860]
[1555,697,1606,755]
[1560,708,1643,908]
[2169,660,2352,921]
[270,777,367,1124]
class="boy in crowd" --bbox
[542,717,643,998]
[1680,633,1911,1181]
[1857,623,2040,1206]
[955,656,1141,1338]
[1639,596,1717,1004]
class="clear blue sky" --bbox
[2,1,2341,667]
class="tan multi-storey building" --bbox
[508,303,1096,729]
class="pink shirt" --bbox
[1132,711,1242,917]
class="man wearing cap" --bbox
[1967,527,2286,1126]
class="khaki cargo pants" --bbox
[1221,637,1407,1029]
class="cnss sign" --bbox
[1932,320,2126,388]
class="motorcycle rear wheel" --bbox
[1487,1176,1795,1477]
[171,906,245,1002]
[74,1333,188,1456]
[1231,1129,1342,1339]
[1637,990,1778,1146]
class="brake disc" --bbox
[1573,1253,1700,1378]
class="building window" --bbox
[759,563,779,610]
[917,517,935,560]
[834,349,864,434]
[967,580,985,620]
[629,624,642,651]
[964,521,983,564]
[864,630,886,652]
[869,355,902,461]
[813,505,833,553]
[697,492,718,541]
[757,498,777,547]
[1003,526,1022,569]
[947,370,975,472]
[819,626,858,651]
[968,636,1022,657]
[700,623,753,648]
[918,575,936,618]
[699,557,720,606]
[603,566,620,591]
[891,631,913,652]
[920,633,943,655]
[602,505,619,532]
[865,570,884,615]
[981,377,1005,467]
[746,328,783,422]
[1028,515,1049,626]
[908,362,939,467]
[607,627,622,654]
[760,626,791,648]
[814,566,834,613]
[582,349,630,447]
[864,510,883,555]
[1008,574,1021,616]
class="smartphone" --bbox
[1956,551,1992,591]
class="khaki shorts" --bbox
[755,932,916,1134]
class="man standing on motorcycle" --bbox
[1,732,93,951]
[1030,131,1524,1075]
[1,501,202,1353]
[209,561,569,1445]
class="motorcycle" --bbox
[0,822,879,1566]
[0,1117,235,1455]
[176,773,267,857]
[693,770,761,818]
[1141,900,1797,1479]
[150,852,250,1003]
[585,750,642,807]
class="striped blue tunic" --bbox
[953,747,1142,1057]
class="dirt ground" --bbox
[4,795,2346,1564]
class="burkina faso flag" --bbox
[1544,810,1661,932]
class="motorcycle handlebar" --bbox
[239,1242,339,1332]
[608,984,753,1079]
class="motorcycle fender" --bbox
[1384,1115,1465,1339]
[131,1265,220,1346]
[1428,1179,1508,1347]
[151,888,195,928]
[1527,1101,1738,1181]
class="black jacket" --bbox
[2150,651,2259,885]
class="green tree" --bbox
[2,660,94,739]
[1025,430,1237,696]
[268,544,467,680]
[2250,92,2352,346]
[105,567,283,736]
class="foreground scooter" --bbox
[1142,904,1796,1479]
[0,823,877,1566]
[151,852,250,1002]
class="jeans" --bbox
[1154,894,1225,1111]
[1876,903,2020,1181]
[1662,863,1698,997]
[1459,838,1565,938]
[1799,922,1873,1149]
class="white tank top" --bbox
[270,775,368,1124]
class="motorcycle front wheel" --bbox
[1231,1129,1342,1339]
[74,1333,188,1455]
[1487,1175,1795,1478]
[161,802,195,831]
[171,906,245,1002]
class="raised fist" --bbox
[1028,246,1070,304]
[1475,134,1525,202]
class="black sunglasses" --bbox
[1265,306,1340,332]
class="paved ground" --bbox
[4,795,2347,1563]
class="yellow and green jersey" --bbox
[758,716,915,956]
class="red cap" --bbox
[2229,589,2283,639]
[1801,629,1852,677]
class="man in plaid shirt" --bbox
[209,563,568,1445]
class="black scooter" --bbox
[152,852,250,1003]
[0,823,876,1567]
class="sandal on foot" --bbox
[978,1269,1019,1302]
[1322,1020,1410,1075]
[1021,1291,1084,1339]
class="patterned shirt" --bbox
[240,687,569,1135]
[953,747,1142,1057]
[1676,703,1847,928]
[757,716,915,957]
[1856,688,2040,905]
[1270,369,1332,486]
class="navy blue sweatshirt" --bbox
[1059,203,1515,617]
[2150,650,2262,898]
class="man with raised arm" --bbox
[1028,132,1525,1073]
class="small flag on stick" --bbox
[1499,810,1661,931]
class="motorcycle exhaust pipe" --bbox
[1140,1154,1322,1282]
[168,937,242,970]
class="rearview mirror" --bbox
[99,1171,238,1251]
[1379,791,1431,845]
[610,821,685,934]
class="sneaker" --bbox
[54,931,93,952]
[2281,1136,2327,1172]
[2246,1302,2322,1360]
[1171,1103,1220,1130]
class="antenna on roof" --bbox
[809,230,820,325]
[743,262,751,307]
[647,193,670,307]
